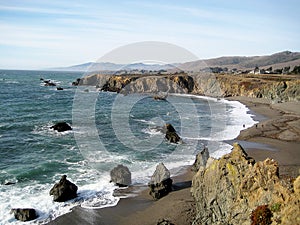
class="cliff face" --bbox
[191,143,300,225]
[213,74,300,102]
[81,73,300,102]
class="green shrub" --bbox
[270,203,281,212]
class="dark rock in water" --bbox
[11,208,38,222]
[191,146,210,172]
[164,123,181,143]
[40,78,44,81]
[44,80,56,86]
[49,175,78,202]
[72,78,82,86]
[148,163,173,200]
[110,164,131,187]
[51,122,72,132]
[4,181,16,185]
[157,219,175,225]
[56,87,63,90]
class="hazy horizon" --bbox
[1,0,299,70]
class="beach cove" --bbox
[48,96,300,225]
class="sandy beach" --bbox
[48,96,300,225]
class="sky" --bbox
[0,0,299,69]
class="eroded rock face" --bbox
[191,143,300,225]
[164,124,181,144]
[110,164,131,187]
[149,163,173,200]
[11,208,37,222]
[49,175,78,202]
[80,73,300,102]
[191,146,210,172]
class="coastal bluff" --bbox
[191,143,300,225]
[79,73,300,102]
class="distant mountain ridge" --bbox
[50,51,300,72]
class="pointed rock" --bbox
[192,146,210,172]
[148,163,173,200]
[49,175,78,202]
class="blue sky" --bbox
[0,0,299,69]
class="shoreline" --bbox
[48,96,300,225]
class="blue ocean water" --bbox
[0,70,256,224]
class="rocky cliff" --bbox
[80,73,300,102]
[191,143,300,225]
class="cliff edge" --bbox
[191,143,300,225]
[80,73,300,102]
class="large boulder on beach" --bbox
[49,175,78,202]
[110,164,131,187]
[11,208,38,222]
[164,123,181,143]
[50,122,72,132]
[148,163,173,200]
[191,146,210,172]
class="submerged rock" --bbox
[11,208,37,222]
[110,164,131,187]
[56,87,63,90]
[51,122,72,132]
[191,146,210,172]
[148,163,173,200]
[49,175,78,202]
[164,124,181,144]
[44,80,56,86]
[191,142,300,224]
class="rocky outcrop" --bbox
[110,164,132,187]
[49,175,78,202]
[79,73,300,102]
[51,122,72,132]
[72,78,82,86]
[191,146,209,172]
[149,163,173,200]
[191,143,300,225]
[164,124,181,144]
[210,74,300,101]
[11,208,37,222]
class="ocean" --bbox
[0,70,257,224]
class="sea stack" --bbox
[49,175,78,202]
[164,123,181,143]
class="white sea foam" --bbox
[0,171,118,225]
[1,93,258,224]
